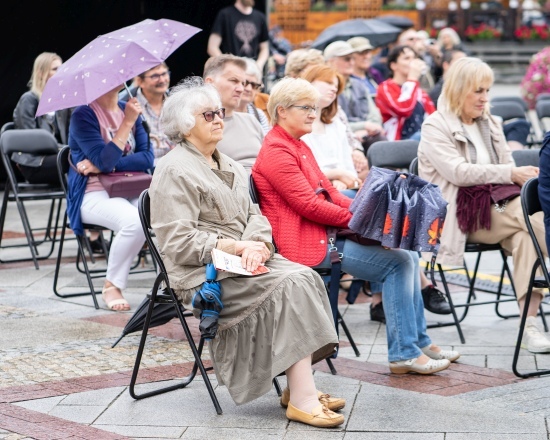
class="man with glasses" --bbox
[204,54,264,172]
[134,63,174,167]
[324,41,386,153]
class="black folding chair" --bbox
[367,139,419,171]
[409,157,524,344]
[513,177,550,378]
[0,129,64,269]
[490,99,538,147]
[249,174,358,372]
[53,146,153,308]
[535,100,550,138]
[131,189,223,413]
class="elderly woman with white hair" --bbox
[149,76,345,428]
[252,76,458,376]
[418,57,549,353]
[237,57,270,134]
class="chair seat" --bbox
[533,276,549,289]
[465,242,502,252]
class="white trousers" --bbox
[80,190,145,290]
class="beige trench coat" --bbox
[417,106,514,266]
[149,141,338,405]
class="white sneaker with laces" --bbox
[521,316,550,353]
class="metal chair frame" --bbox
[132,189,223,413]
[0,129,64,269]
[513,177,550,378]
[52,146,153,309]
[409,157,535,343]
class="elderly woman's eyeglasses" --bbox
[200,108,226,122]
[290,105,318,115]
[244,80,263,90]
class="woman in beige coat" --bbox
[418,57,549,353]
[148,77,345,428]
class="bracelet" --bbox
[116,137,126,144]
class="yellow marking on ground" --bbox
[437,265,512,285]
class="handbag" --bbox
[97,171,152,199]
[68,153,152,199]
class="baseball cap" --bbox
[323,41,357,60]
[347,37,374,52]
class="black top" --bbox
[210,6,269,60]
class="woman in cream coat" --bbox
[418,57,548,353]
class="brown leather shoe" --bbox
[286,402,344,428]
[280,387,346,411]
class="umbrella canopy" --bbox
[192,264,223,341]
[36,18,201,116]
[310,18,402,52]
[111,287,179,348]
[377,14,415,30]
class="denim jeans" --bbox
[315,239,431,362]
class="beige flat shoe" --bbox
[286,402,344,428]
[280,387,346,411]
[421,345,460,362]
[389,357,450,375]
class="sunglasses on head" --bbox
[244,79,263,90]
[200,108,226,122]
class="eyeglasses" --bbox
[290,105,318,115]
[200,108,226,122]
[143,71,171,81]
[244,80,263,90]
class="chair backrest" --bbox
[537,93,550,104]
[409,157,418,175]
[0,129,59,156]
[1,122,15,134]
[535,100,550,133]
[522,177,541,216]
[57,146,71,196]
[490,101,527,122]
[249,174,260,205]
[367,139,419,170]
[511,148,540,167]
[138,189,168,278]
[491,96,528,113]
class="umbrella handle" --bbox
[124,83,151,144]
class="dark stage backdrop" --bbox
[0,0,267,128]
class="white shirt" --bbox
[463,122,491,165]
[301,118,357,176]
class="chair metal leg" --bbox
[337,310,360,357]
[128,275,222,414]
[427,264,466,344]
[325,357,337,375]
[512,263,550,378]
[272,377,282,396]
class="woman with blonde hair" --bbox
[419,57,549,352]
[436,27,464,54]
[12,52,71,184]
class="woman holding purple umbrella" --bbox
[67,86,154,311]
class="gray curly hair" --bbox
[161,76,222,143]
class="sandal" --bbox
[101,285,130,312]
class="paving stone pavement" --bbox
[3,82,550,438]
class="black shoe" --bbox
[89,238,110,254]
[370,302,386,324]
[422,285,452,315]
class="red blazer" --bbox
[252,125,352,266]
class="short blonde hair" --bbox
[267,77,320,124]
[30,52,62,98]
[441,57,493,117]
[284,48,325,78]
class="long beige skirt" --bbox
[178,254,338,405]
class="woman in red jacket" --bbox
[375,45,435,141]
[252,77,458,375]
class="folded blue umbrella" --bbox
[192,263,223,341]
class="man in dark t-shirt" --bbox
[207,0,269,72]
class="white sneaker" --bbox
[521,317,550,353]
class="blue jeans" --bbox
[315,240,431,362]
